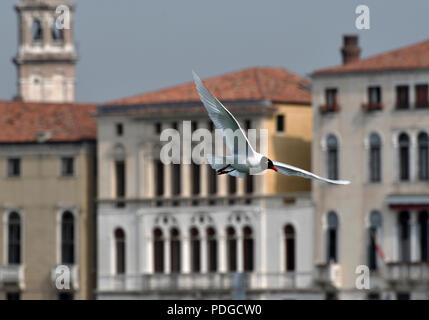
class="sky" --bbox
[0,0,429,103]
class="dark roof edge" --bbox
[97,99,273,114]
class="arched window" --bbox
[398,211,410,262]
[153,228,164,273]
[368,211,382,271]
[243,226,254,272]
[369,133,382,182]
[284,225,296,272]
[190,228,200,273]
[170,228,181,273]
[61,211,75,264]
[8,212,21,264]
[326,211,339,263]
[418,211,429,262]
[207,227,217,272]
[418,132,429,181]
[226,226,237,272]
[32,18,43,42]
[114,228,125,275]
[398,133,410,181]
[327,135,338,180]
[51,22,64,42]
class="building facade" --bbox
[95,68,319,299]
[312,36,429,300]
[14,0,77,103]
[0,101,97,300]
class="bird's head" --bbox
[267,158,278,172]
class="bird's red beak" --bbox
[272,166,278,172]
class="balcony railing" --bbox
[362,102,383,112]
[98,272,313,293]
[314,263,342,288]
[0,264,24,289]
[50,264,79,291]
[319,105,340,114]
[384,262,429,284]
[98,192,311,209]
[415,102,429,109]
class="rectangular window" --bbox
[61,157,74,176]
[325,88,338,107]
[415,84,429,108]
[208,166,217,195]
[245,119,251,131]
[245,174,254,194]
[208,121,214,132]
[155,160,164,197]
[396,85,409,109]
[172,164,181,196]
[155,123,162,134]
[116,123,123,136]
[115,160,125,208]
[368,86,381,104]
[7,158,21,177]
[192,122,198,132]
[192,163,200,195]
[276,115,285,133]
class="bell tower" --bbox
[13,0,78,103]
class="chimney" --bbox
[341,35,361,64]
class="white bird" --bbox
[192,71,350,185]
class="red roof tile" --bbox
[0,101,96,143]
[314,39,429,75]
[107,67,311,106]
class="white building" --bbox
[312,35,429,300]
[95,67,320,299]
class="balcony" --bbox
[314,263,342,289]
[98,272,312,293]
[50,264,79,291]
[362,102,383,112]
[415,102,429,109]
[319,105,340,114]
[384,262,429,285]
[0,264,24,289]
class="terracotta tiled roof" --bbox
[314,39,429,75]
[0,101,96,143]
[107,67,311,106]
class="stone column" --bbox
[219,230,227,273]
[411,211,420,262]
[182,234,190,273]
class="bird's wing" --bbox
[273,161,350,185]
[192,71,257,158]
